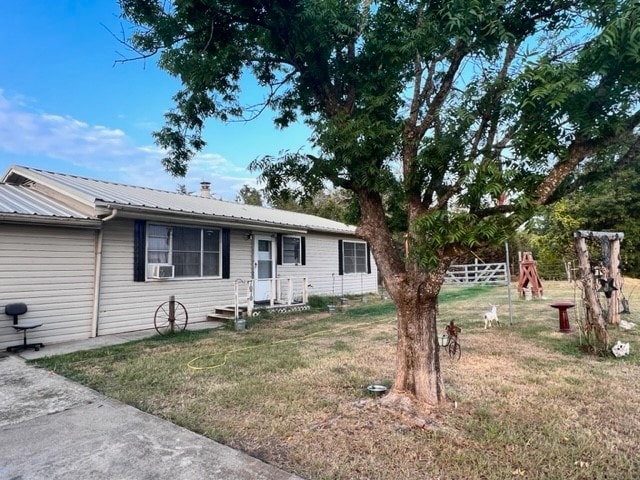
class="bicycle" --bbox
[444,320,461,360]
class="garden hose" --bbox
[186,317,393,371]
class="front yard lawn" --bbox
[32,281,640,479]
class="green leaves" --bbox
[515,1,640,163]
[410,209,517,270]
[122,0,640,280]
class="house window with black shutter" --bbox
[145,223,223,278]
[340,240,368,274]
[281,235,305,265]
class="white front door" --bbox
[254,235,275,302]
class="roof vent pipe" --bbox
[200,181,211,198]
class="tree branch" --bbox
[468,40,519,160]
[535,109,640,205]
[418,40,467,137]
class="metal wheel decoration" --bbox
[448,340,461,360]
[154,296,188,335]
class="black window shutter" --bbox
[338,240,344,275]
[222,228,231,279]
[366,243,372,274]
[276,233,283,265]
[301,236,306,265]
[133,220,146,282]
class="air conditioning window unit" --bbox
[150,264,175,279]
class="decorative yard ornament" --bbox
[483,305,499,329]
[611,341,630,358]
[574,231,625,353]
[621,297,631,314]
[517,252,543,299]
[598,277,618,299]
[574,231,625,326]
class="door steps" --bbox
[206,305,249,322]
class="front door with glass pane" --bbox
[254,235,274,302]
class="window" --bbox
[342,241,367,274]
[276,234,305,266]
[282,235,301,264]
[147,224,221,278]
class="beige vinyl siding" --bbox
[0,224,95,349]
[96,219,253,335]
[276,233,378,299]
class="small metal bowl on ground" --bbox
[367,384,388,396]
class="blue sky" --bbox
[0,1,313,200]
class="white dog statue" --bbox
[483,305,499,329]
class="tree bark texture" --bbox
[388,286,445,407]
[574,236,608,346]
[608,239,622,326]
[357,191,447,407]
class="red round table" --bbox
[550,302,575,333]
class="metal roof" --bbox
[0,184,92,219]
[2,166,357,235]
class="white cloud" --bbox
[0,91,251,199]
[0,99,134,162]
[183,153,259,201]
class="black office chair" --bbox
[5,303,44,353]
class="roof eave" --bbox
[100,203,309,234]
[99,202,357,235]
[0,213,102,229]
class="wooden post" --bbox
[573,234,607,345]
[302,277,308,304]
[169,295,176,333]
[608,238,622,325]
[574,230,625,327]
[573,230,624,348]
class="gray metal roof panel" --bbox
[5,166,357,234]
[0,184,93,219]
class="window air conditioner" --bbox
[150,264,175,279]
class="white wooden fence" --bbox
[444,262,508,285]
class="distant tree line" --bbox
[236,184,356,224]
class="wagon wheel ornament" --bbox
[154,296,188,335]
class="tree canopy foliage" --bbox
[120,0,640,407]
[235,184,264,206]
[531,155,640,277]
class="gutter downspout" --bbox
[91,209,118,337]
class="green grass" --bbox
[29,281,640,480]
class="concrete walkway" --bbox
[0,326,303,480]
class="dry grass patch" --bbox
[32,282,640,479]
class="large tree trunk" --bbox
[376,267,449,412]
[357,191,448,411]
[386,282,445,408]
